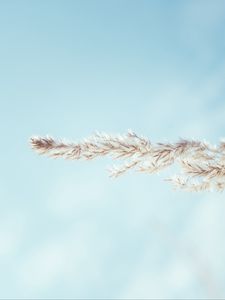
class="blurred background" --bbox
[1,0,225,298]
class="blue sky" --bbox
[1,0,225,298]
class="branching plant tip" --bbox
[30,131,225,192]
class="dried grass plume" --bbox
[30,131,225,192]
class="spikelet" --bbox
[30,131,225,192]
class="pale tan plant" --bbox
[30,131,225,192]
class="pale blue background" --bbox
[1,0,225,298]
